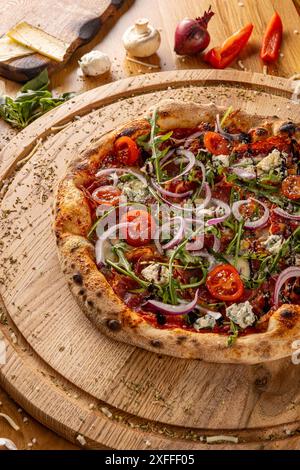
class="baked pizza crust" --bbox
[54,100,300,364]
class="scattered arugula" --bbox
[107,243,150,289]
[225,219,244,265]
[0,70,75,128]
[245,226,300,289]
[234,179,300,212]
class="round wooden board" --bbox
[1,69,300,450]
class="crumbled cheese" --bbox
[206,435,239,444]
[141,263,169,286]
[0,413,20,431]
[76,434,86,446]
[120,179,149,202]
[262,234,283,254]
[238,60,246,70]
[212,154,230,168]
[226,301,255,329]
[194,314,216,330]
[101,407,113,418]
[256,149,282,174]
[235,157,256,175]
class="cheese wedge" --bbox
[0,35,33,61]
[7,22,69,62]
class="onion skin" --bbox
[174,7,214,56]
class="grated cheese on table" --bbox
[206,435,239,444]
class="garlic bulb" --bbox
[78,51,111,77]
[122,18,161,57]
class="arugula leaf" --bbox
[0,70,75,129]
[148,108,173,183]
[220,106,233,127]
[227,321,239,346]
[234,221,244,266]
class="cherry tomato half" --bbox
[206,264,244,302]
[92,185,121,205]
[203,131,230,155]
[115,136,139,165]
[281,175,300,200]
[121,209,156,247]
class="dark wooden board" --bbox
[0,0,132,82]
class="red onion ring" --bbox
[232,198,269,229]
[146,289,199,315]
[95,222,132,266]
[151,179,192,199]
[95,168,147,186]
[155,217,185,252]
[274,266,300,307]
[162,150,195,184]
[174,158,206,192]
[161,182,212,213]
[183,131,203,148]
[160,149,176,166]
[186,233,205,251]
[206,199,231,226]
[273,207,300,221]
[215,114,245,142]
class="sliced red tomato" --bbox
[203,131,230,155]
[281,175,300,200]
[115,136,139,165]
[121,209,156,247]
[92,185,121,205]
[206,264,244,301]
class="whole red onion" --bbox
[174,6,214,55]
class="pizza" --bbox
[54,100,300,364]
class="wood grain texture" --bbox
[1,0,299,144]
[0,0,300,451]
[0,0,132,82]
[1,69,300,449]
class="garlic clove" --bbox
[78,50,111,77]
[122,18,161,58]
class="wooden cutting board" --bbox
[1,69,300,450]
[0,0,132,82]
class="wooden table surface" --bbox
[0,0,300,451]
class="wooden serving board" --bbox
[0,0,132,82]
[1,70,300,450]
